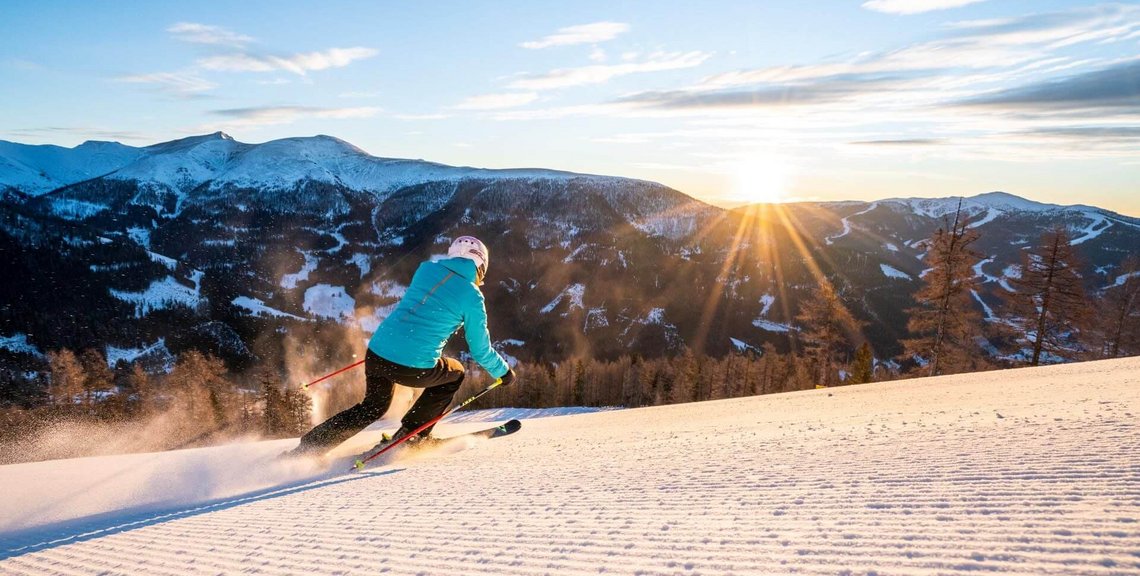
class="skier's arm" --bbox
[464,290,510,379]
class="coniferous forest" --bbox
[3,203,1137,464]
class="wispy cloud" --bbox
[197,47,378,76]
[521,22,629,49]
[862,0,988,15]
[617,74,910,110]
[167,22,253,48]
[339,90,382,98]
[118,71,218,98]
[944,4,1140,48]
[960,59,1140,111]
[610,4,1140,115]
[508,51,710,90]
[454,92,539,110]
[850,138,948,146]
[207,105,380,128]
[493,4,1138,168]
[4,126,152,142]
[121,23,378,99]
[3,58,44,71]
[394,113,451,121]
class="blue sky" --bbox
[2,0,1138,214]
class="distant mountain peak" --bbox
[968,191,1061,212]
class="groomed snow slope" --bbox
[2,358,1139,575]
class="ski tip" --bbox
[501,419,522,433]
[352,459,365,471]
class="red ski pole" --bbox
[351,377,506,471]
[301,360,365,390]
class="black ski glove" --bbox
[498,368,516,387]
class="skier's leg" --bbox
[294,350,394,453]
[399,357,465,437]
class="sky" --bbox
[1,0,1138,215]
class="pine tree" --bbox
[1009,228,1092,365]
[901,200,983,376]
[281,387,313,436]
[127,364,153,415]
[795,283,863,387]
[1100,256,1140,358]
[259,367,285,436]
[849,341,874,384]
[171,350,232,432]
[46,349,84,408]
[79,349,114,409]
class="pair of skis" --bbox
[350,418,521,471]
[350,377,520,472]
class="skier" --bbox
[287,235,515,457]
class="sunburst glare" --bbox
[729,155,793,205]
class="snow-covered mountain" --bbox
[2,357,1137,574]
[0,140,143,198]
[1,133,1138,398]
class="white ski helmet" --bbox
[448,235,489,283]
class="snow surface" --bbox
[280,252,318,290]
[2,359,1139,574]
[759,293,775,317]
[1071,211,1113,245]
[0,140,143,196]
[232,296,305,321]
[752,319,793,332]
[540,284,586,315]
[105,338,170,367]
[302,284,355,321]
[824,202,877,245]
[879,263,913,280]
[1107,270,1140,288]
[752,293,793,332]
[0,333,42,358]
[971,289,998,322]
[966,207,1002,229]
[109,276,201,318]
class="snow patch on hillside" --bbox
[303,285,355,321]
[759,293,775,316]
[147,251,178,271]
[0,333,43,358]
[348,253,370,278]
[126,226,150,249]
[541,284,586,315]
[106,338,170,367]
[281,252,318,289]
[1107,270,1140,288]
[110,276,201,318]
[584,307,609,331]
[370,280,407,300]
[752,293,792,332]
[233,296,305,320]
[825,202,877,245]
[753,319,793,332]
[48,198,108,220]
[973,256,998,283]
[966,207,1002,228]
[971,289,997,321]
[1071,211,1112,245]
[880,263,912,280]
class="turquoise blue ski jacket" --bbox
[368,257,510,378]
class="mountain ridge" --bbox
[1,132,1138,405]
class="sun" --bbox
[730,155,792,205]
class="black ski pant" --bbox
[296,349,465,453]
